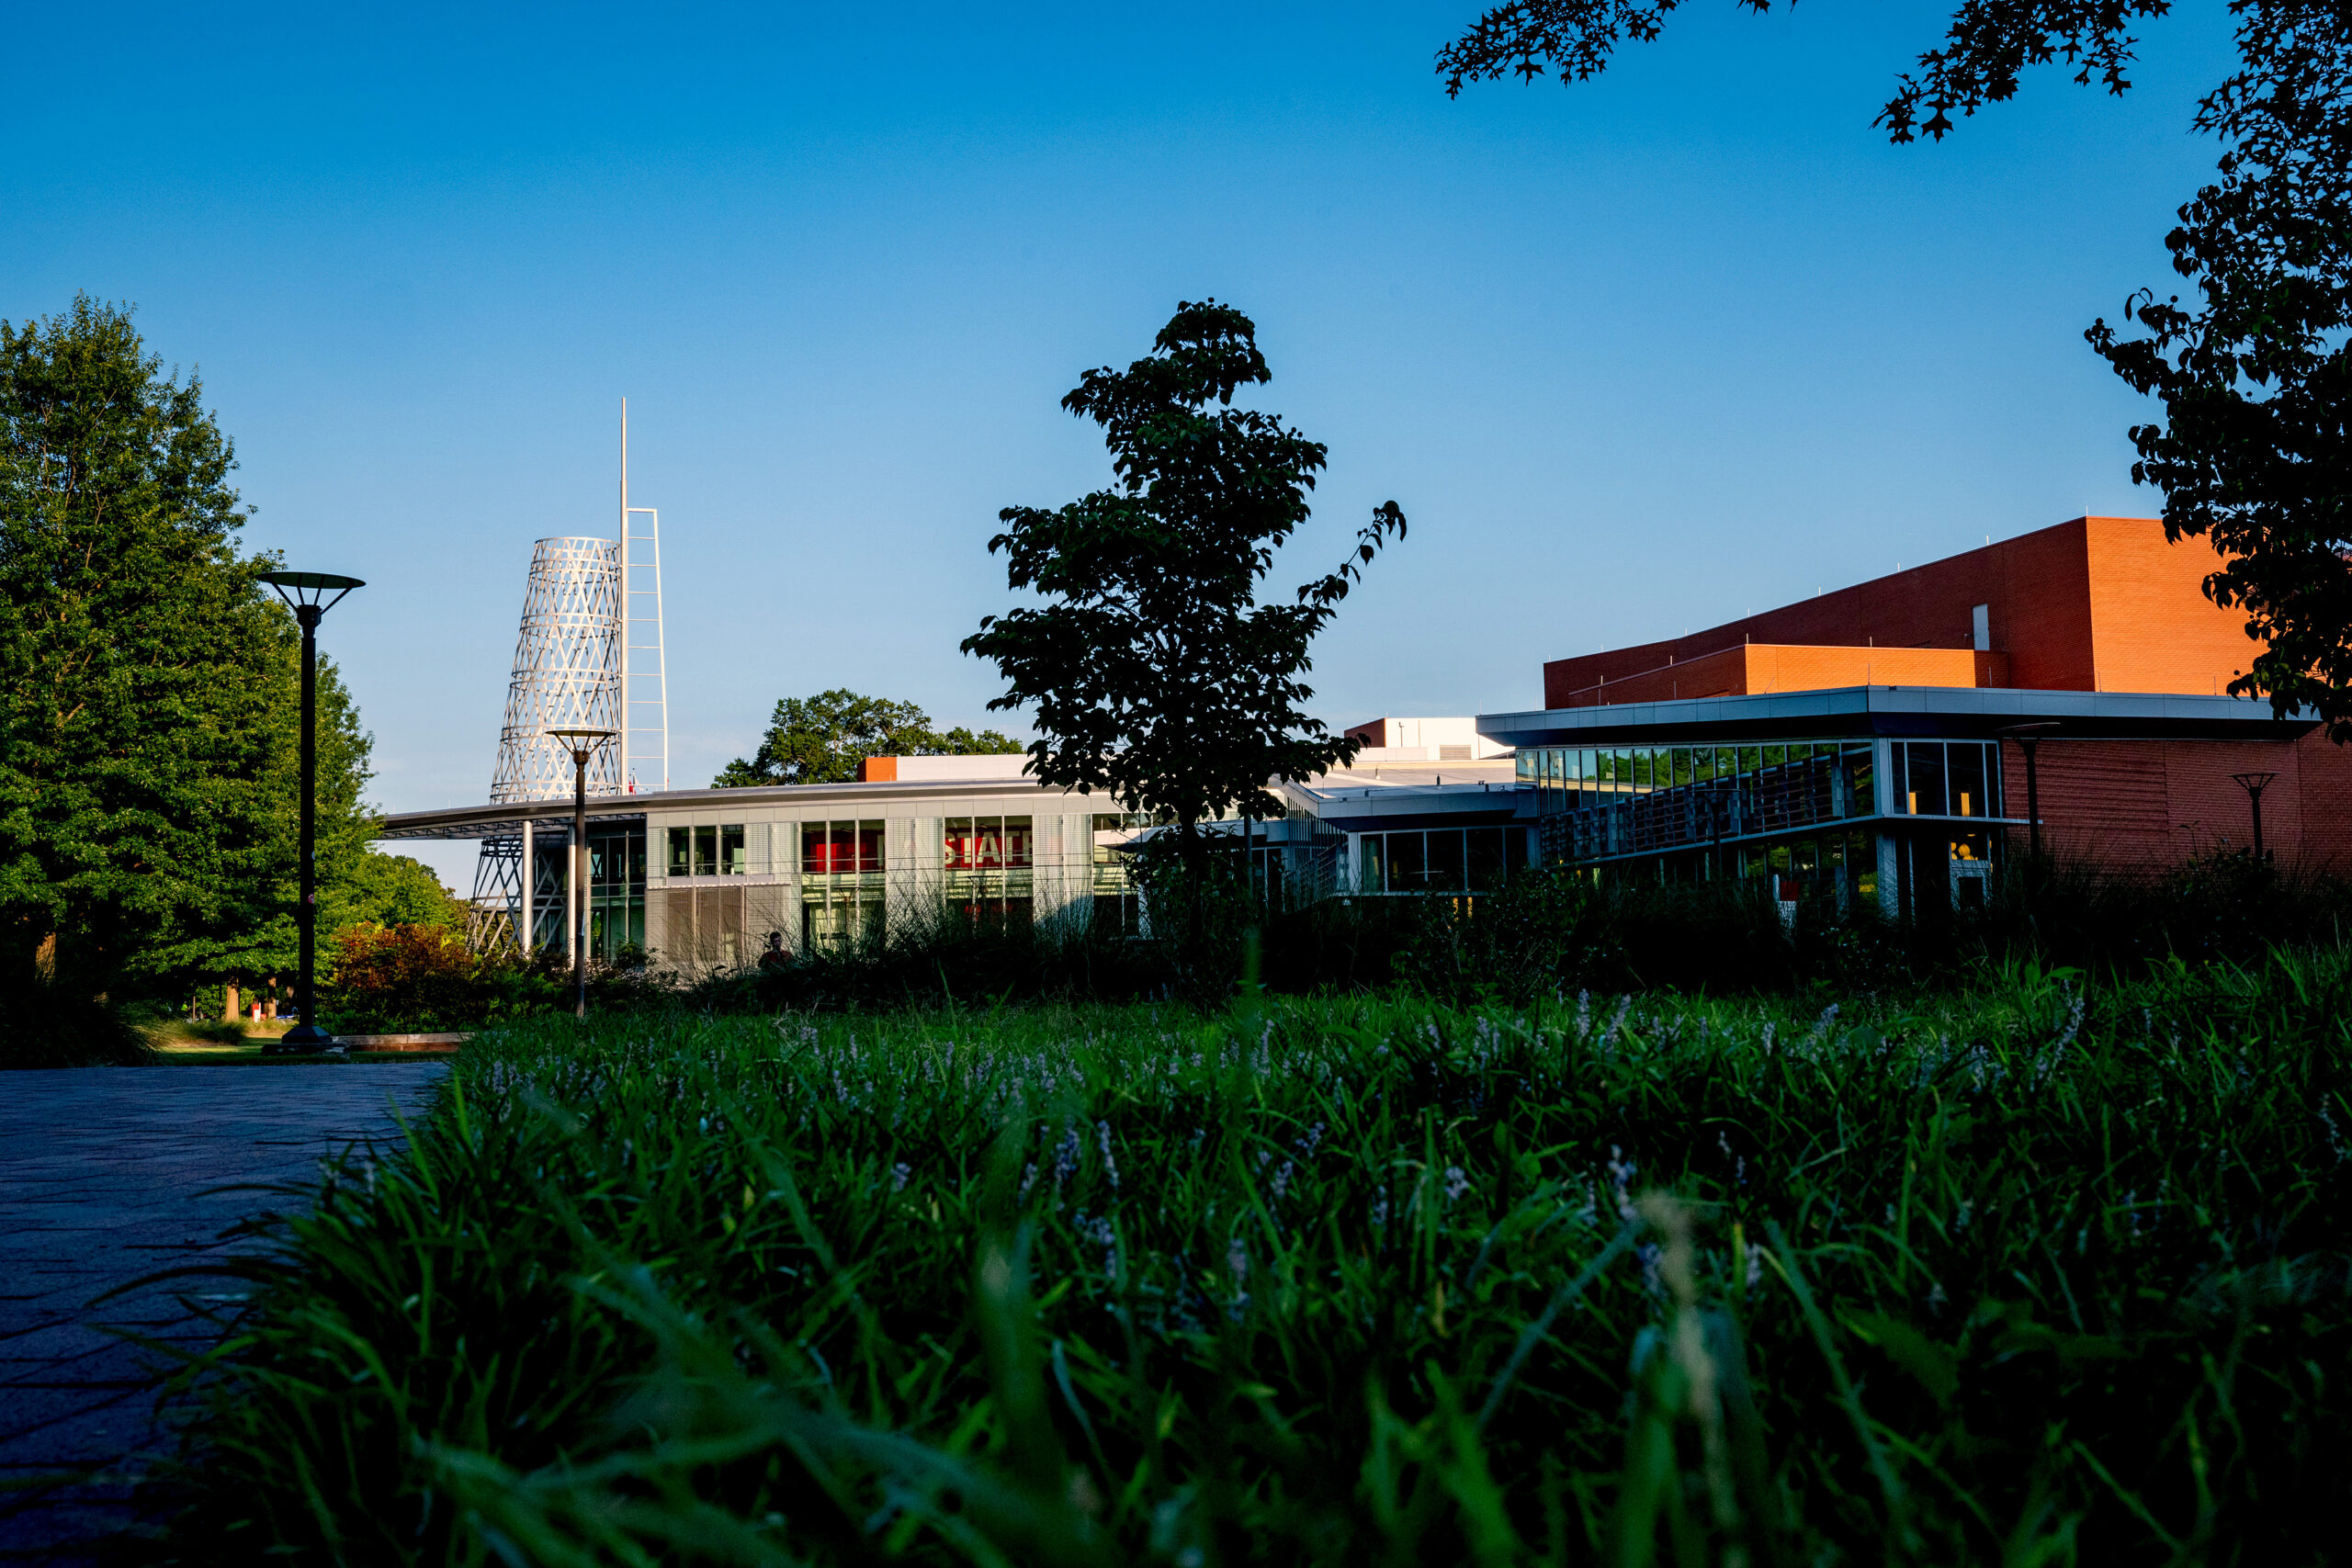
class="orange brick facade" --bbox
[1544,516,2253,707]
[1554,644,2008,706]
[1518,514,2352,883]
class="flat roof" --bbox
[377,775,1069,840]
[381,761,1539,842]
[1477,684,2319,748]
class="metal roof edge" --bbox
[1476,685,2315,746]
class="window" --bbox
[1465,826,1508,889]
[667,826,690,878]
[534,824,646,959]
[1948,746,1987,819]
[945,816,1034,921]
[1906,744,1947,816]
[801,820,885,946]
[721,824,746,874]
[803,820,884,874]
[1896,742,1999,818]
[694,825,718,875]
[1358,829,1521,894]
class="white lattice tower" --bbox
[468,536,624,953]
[492,536,626,803]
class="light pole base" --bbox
[266,1024,342,1055]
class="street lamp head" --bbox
[546,727,618,759]
[259,570,365,616]
[2231,770,2278,793]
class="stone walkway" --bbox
[0,1063,447,1561]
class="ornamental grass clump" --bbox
[145,950,2352,1563]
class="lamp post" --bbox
[257,570,365,1055]
[1997,723,2060,863]
[2231,771,2278,861]
[546,728,616,1019]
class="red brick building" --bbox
[1483,516,2348,912]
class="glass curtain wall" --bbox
[1887,741,2003,822]
[1356,826,1523,894]
[803,820,885,946]
[944,815,1034,922]
[531,824,646,959]
[1524,740,1880,862]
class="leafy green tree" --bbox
[0,295,373,1005]
[321,850,469,937]
[961,299,1406,876]
[1441,0,2352,729]
[713,690,1022,786]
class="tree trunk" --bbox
[223,984,240,1021]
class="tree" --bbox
[1440,0,2352,731]
[322,851,469,936]
[713,690,1023,786]
[2090,3,2352,735]
[0,295,375,1004]
[960,299,1407,876]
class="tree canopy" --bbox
[961,299,1406,863]
[0,295,377,1002]
[713,690,1022,787]
[1442,0,2352,734]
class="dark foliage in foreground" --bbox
[144,953,2352,1563]
[684,851,2352,1017]
[0,969,156,1068]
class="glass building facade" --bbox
[802,819,886,946]
[530,822,647,959]
[1357,826,1523,895]
[1512,738,2007,905]
[945,814,1034,922]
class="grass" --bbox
[142,951,2352,1564]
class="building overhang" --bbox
[1478,685,2319,749]
[375,777,1077,840]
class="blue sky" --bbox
[6,2,2240,886]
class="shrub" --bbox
[321,923,657,1032]
[1,969,156,1068]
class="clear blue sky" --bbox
[6,1,2240,887]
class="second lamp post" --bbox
[546,728,616,1019]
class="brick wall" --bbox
[1541,516,2243,707]
[1995,732,2352,873]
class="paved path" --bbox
[0,1063,447,1560]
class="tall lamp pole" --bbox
[547,728,616,1019]
[258,571,365,1055]
[1997,723,2060,863]
[2231,771,2278,861]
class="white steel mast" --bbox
[619,399,671,794]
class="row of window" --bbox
[1358,828,1526,895]
[1890,741,2003,819]
[1518,739,2007,819]
[662,818,1015,879]
[1518,740,1878,802]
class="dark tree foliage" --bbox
[1441,0,2352,734]
[0,295,374,1004]
[2091,2,2352,735]
[1438,0,2174,140]
[961,300,1406,869]
[714,689,1022,787]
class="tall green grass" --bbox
[146,952,2352,1563]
